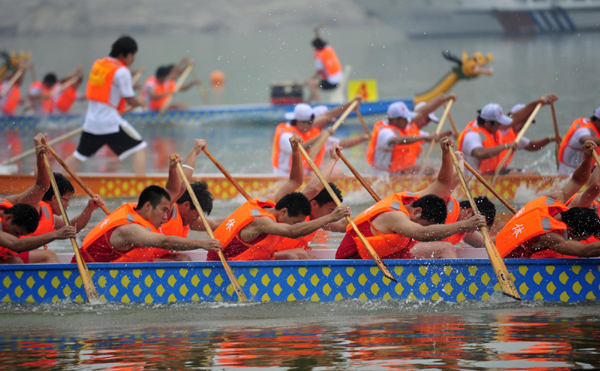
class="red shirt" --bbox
[336,222,415,260]
[207,234,268,261]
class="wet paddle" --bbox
[335,148,380,202]
[491,101,544,184]
[191,71,208,102]
[309,100,359,160]
[550,102,560,170]
[418,99,454,176]
[42,153,99,303]
[202,149,251,200]
[131,67,145,86]
[173,159,247,302]
[462,161,517,214]
[445,104,460,138]
[42,137,111,215]
[159,61,195,115]
[292,137,397,283]
[0,128,83,166]
[355,111,372,138]
[447,143,521,300]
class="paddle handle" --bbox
[447,145,520,300]
[462,161,517,214]
[42,137,111,215]
[159,62,195,115]
[174,160,247,302]
[0,67,24,98]
[444,104,460,138]
[56,75,80,95]
[131,68,144,86]
[550,102,560,171]
[292,137,396,283]
[309,100,358,159]
[42,153,99,303]
[1,128,83,166]
[419,99,454,175]
[356,111,372,138]
[203,149,251,200]
[336,148,380,202]
[491,148,513,185]
[192,71,208,101]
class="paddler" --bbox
[336,137,487,260]
[27,65,83,116]
[143,57,200,111]
[496,141,600,258]
[305,25,342,103]
[0,61,32,117]
[54,73,85,114]
[63,36,147,176]
[208,135,351,261]
[558,106,600,175]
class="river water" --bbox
[2,25,600,370]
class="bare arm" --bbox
[566,166,600,208]
[0,226,76,253]
[339,134,369,149]
[419,137,455,200]
[471,142,516,160]
[179,80,198,92]
[267,135,304,202]
[181,139,206,181]
[378,211,485,242]
[189,217,223,232]
[525,137,552,151]
[302,143,340,200]
[165,154,184,204]
[413,93,456,123]
[68,197,105,232]
[125,96,143,108]
[548,140,596,203]
[110,224,222,252]
[321,218,349,232]
[462,231,485,248]
[312,98,360,130]
[534,232,600,257]
[7,134,50,207]
[388,135,430,146]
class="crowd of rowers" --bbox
[3,100,600,264]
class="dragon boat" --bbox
[1,249,598,304]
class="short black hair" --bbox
[289,116,314,126]
[411,194,447,224]
[176,181,213,216]
[109,36,138,58]
[561,207,600,239]
[156,65,173,79]
[42,173,75,201]
[136,185,170,210]
[312,38,326,50]
[4,204,40,234]
[275,192,311,217]
[459,197,496,228]
[42,73,57,87]
[312,182,342,206]
[591,116,599,122]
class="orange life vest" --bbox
[442,196,467,245]
[159,204,190,238]
[86,57,127,112]
[148,79,175,111]
[54,85,78,113]
[213,198,283,261]
[29,81,54,114]
[0,199,18,260]
[457,120,503,174]
[276,216,317,252]
[272,123,300,171]
[500,128,518,169]
[81,202,162,263]
[0,83,20,115]
[496,197,569,258]
[348,192,420,259]
[314,46,342,80]
[26,201,55,238]
[558,118,600,164]
[366,120,421,173]
[299,127,326,171]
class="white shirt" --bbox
[83,60,135,135]
[272,129,339,176]
[558,126,591,174]
[28,83,46,116]
[314,59,342,84]
[371,126,398,175]
[461,124,529,172]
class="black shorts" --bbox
[319,79,339,91]
[74,127,146,161]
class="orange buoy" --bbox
[209,70,225,91]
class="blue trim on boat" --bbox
[528,11,546,32]
[537,11,555,31]
[557,7,576,31]
[550,9,566,31]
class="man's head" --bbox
[42,173,75,214]
[387,101,417,129]
[310,183,342,219]
[286,103,314,133]
[135,185,171,228]
[561,207,600,241]
[42,73,57,88]
[458,197,496,228]
[175,181,213,226]
[477,103,512,134]
[412,101,439,129]
[508,103,532,132]
[407,194,447,226]
[590,107,600,125]
[312,38,326,50]
[274,192,312,225]
[1,204,39,237]
[155,65,173,82]
[109,36,138,66]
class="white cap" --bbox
[285,103,313,121]
[480,103,512,125]
[312,105,329,117]
[510,104,525,114]
[594,107,600,119]
[414,102,439,123]
[387,101,417,120]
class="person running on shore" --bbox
[0,61,32,116]
[0,203,76,264]
[496,141,600,258]
[63,36,147,176]
[208,136,350,261]
[305,26,342,103]
[558,106,600,175]
[76,184,222,263]
[337,137,486,260]
[143,58,199,111]
[367,100,445,176]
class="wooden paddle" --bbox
[202,149,251,200]
[173,159,247,302]
[54,75,80,96]
[42,153,99,303]
[0,128,83,166]
[131,68,145,86]
[355,111,372,138]
[491,101,544,184]
[462,161,517,214]
[159,61,195,115]
[550,102,560,170]
[191,71,208,102]
[445,104,460,138]
[335,148,380,202]
[309,100,359,160]
[292,137,397,282]
[42,137,111,215]
[0,67,24,98]
[418,99,454,176]
[447,144,520,300]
